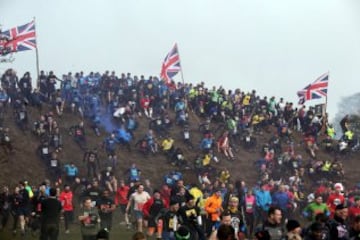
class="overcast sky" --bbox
[1,0,360,119]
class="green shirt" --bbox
[304,202,329,220]
[80,207,100,236]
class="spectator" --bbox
[340,115,350,134]
[40,188,62,240]
[18,72,32,101]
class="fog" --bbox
[1,0,360,119]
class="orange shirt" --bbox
[204,194,223,221]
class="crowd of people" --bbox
[0,68,359,240]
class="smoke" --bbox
[99,105,119,133]
[333,92,360,138]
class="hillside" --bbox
[0,103,257,188]
[0,100,357,190]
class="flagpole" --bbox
[175,43,185,86]
[325,70,329,122]
[33,17,40,89]
[319,71,329,136]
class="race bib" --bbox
[19,112,25,120]
[50,159,58,167]
[169,218,174,229]
[42,147,49,154]
[184,132,189,139]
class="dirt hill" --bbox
[0,101,358,191]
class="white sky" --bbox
[1,0,360,119]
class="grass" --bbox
[0,214,151,240]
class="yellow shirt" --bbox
[202,154,211,166]
[219,171,230,183]
[161,138,174,151]
[189,187,204,208]
[243,95,251,106]
[322,161,331,172]
[326,127,335,139]
[345,130,354,140]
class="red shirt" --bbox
[59,191,74,211]
[160,187,171,209]
[349,206,360,219]
[140,97,150,109]
[326,193,345,216]
[316,185,327,196]
[115,186,129,205]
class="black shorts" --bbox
[16,207,30,216]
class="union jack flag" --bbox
[297,72,329,104]
[0,21,36,54]
[160,44,181,84]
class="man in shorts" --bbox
[126,184,150,232]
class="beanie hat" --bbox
[175,226,191,240]
[230,196,239,202]
[334,183,344,191]
[310,222,323,232]
[286,219,301,232]
[170,199,179,206]
[185,194,195,202]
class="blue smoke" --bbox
[99,105,119,133]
